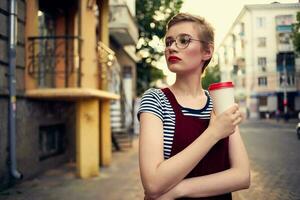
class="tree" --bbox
[292,12,300,54]
[136,0,183,96]
[201,64,221,90]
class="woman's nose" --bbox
[165,42,178,53]
[169,40,177,49]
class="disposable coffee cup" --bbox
[208,82,235,115]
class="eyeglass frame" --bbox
[164,33,207,50]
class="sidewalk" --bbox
[0,136,244,200]
[0,137,144,200]
[246,118,298,129]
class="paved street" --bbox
[0,138,144,200]
[236,119,300,200]
[0,119,299,200]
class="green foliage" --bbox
[201,65,221,90]
[292,12,300,54]
[136,0,183,96]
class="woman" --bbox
[138,13,250,200]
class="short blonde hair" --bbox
[166,13,214,70]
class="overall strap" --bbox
[161,88,183,116]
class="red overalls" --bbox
[162,88,232,200]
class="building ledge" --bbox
[26,88,120,101]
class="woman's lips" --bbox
[168,56,182,62]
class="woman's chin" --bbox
[167,65,183,73]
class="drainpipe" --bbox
[77,0,82,87]
[8,0,22,179]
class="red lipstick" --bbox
[168,56,181,62]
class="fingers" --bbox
[223,103,239,115]
[233,108,243,125]
[232,109,241,119]
[233,115,242,126]
[229,103,239,113]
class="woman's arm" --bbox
[139,104,242,198]
[155,127,250,199]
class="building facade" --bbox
[217,3,300,119]
[108,0,138,148]
[0,0,138,190]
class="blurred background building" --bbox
[108,0,138,150]
[0,0,138,190]
[217,2,300,119]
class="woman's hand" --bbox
[209,103,243,141]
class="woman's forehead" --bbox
[166,22,199,37]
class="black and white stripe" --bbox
[138,88,213,159]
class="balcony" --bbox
[27,36,81,88]
[277,72,299,92]
[26,36,120,100]
[109,4,138,46]
[296,58,300,72]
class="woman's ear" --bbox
[203,44,214,61]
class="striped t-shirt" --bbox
[138,88,213,159]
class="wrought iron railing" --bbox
[97,41,116,88]
[27,36,82,88]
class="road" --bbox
[236,119,300,200]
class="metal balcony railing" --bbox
[27,36,82,88]
[278,72,299,91]
[97,41,116,88]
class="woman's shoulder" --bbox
[138,88,166,121]
[139,88,169,110]
[143,88,164,95]
[141,88,166,101]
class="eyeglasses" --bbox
[164,33,205,49]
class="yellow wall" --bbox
[55,16,66,88]
[100,100,112,166]
[98,0,109,90]
[76,99,100,178]
[97,0,112,166]
[79,0,98,88]
[25,0,38,90]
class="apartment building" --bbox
[217,3,300,119]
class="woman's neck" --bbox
[171,71,204,97]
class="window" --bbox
[257,37,266,47]
[37,10,56,88]
[259,96,267,106]
[256,17,266,28]
[279,73,295,87]
[258,57,267,72]
[39,124,66,160]
[276,52,295,72]
[241,39,245,49]
[239,23,245,36]
[278,32,291,45]
[258,76,267,86]
[275,15,293,32]
[123,66,132,78]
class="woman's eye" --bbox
[179,36,189,44]
[165,39,173,47]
